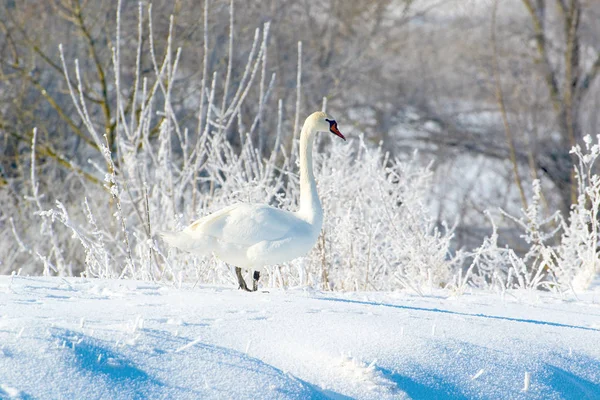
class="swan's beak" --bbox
[330,123,346,141]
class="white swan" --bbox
[161,111,345,291]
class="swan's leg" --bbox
[252,271,260,292]
[235,267,251,292]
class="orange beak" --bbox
[330,122,346,141]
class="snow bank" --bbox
[1,276,599,399]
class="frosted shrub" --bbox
[457,212,515,292]
[553,135,600,291]
[308,140,459,292]
[16,1,275,283]
[463,192,561,292]
[465,135,600,292]
[15,1,457,292]
[14,0,598,295]
[504,180,562,290]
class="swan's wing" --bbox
[185,203,301,246]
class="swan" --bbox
[161,111,345,291]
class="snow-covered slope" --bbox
[1,276,599,399]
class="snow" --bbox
[1,276,600,399]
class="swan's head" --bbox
[307,111,346,141]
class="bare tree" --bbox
[520,0,600,212]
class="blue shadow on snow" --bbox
[379,367,469,400]
[52,329,164,399]
[540,352,600,400]
[318,297,600,332]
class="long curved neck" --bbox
[297,121,322,226]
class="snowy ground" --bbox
[1,276,600,399]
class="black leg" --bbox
[235,267,251,292]
[252,271,260,292]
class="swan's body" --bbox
[162,203,319,271]
[161,111,345,290]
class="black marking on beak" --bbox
[325,118,345,141]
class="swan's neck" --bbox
[298,122,323,226]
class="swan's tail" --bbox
[159,230,209,255]
[159,231,183,249]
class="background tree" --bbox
[1,0,599,275]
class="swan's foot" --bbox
[235,267,251,292]
[252,271,260,292]
[235,267,260,292]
